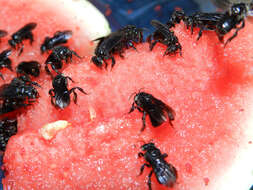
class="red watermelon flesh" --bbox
[2,1,253,190]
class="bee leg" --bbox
[27,32,34,45]
[139,163,151,176]
[104,59,108,70]
[70,87,87,104]
[162,153,168,159]
[197,27,203,41]
[18,43,24,56]
[216,31,224,43]
[224,20,245,47]
[127,41,137,51]
[111,56,116,69]
[191,24,194,34]
[148,170,154,190]
[128,103,136,113]
[140,111,147,132]
[138,152,144,158]
[66,76,74,83]
[51,62,62,75]
[146,35,152,44]
[150,40,158,51]
[0,72,4,80]
[72,50,82,59]
[49,89,55,106]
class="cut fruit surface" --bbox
[2,1,253,190]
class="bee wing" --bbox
[148,108,167,126]
[93,36,106,42]
[54,30,73,39]
[150,20,173,37]
[154,163,177,187]
[148,97,175,127]
[100,33,125,52]
[55,91,70,109]
[18,23,37,34]
[197,13,224,22]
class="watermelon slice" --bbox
[1,0,253,190]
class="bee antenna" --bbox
[138,87,146,93]
[128,91,137,100]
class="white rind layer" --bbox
[36,0,111,40]
[209,92,253,190]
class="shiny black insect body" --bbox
[92,25,143,69]
[169,3,248,46]
[0,76,40,114]
[8,22,37,55]
[215,3,248,46]
[129,91,175,131]
[147,20,182,56]
[184,12,224,40]
[40,30,73,54]
[167,9,186,28]
[168,9,224,40]
[0,49,13,80]
[49,74,87,109]
[45,46,81,76]
[16,61,41,77]
[0,118,17,151]
[138,143,177,190]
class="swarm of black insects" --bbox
[167,2,251,46]
[0,3,252,189]
[0,118,17,151]
[0,75,40,115]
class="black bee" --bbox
[40,30,73,54]
[129,91,175,131]
[167,9,186,28]
[0,30,7,40]
[45,46,82,76]
[16,61,41,77]
[92,25,143,69]
[147,20,182,56]
[138,143,178,190]
[49,74,87,109]
[0,118,17,151]
[8,22,37,55]
[215,3,248,46]
[0,76,40,114]
[0,49,13,80]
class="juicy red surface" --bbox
[2,1,253,190]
